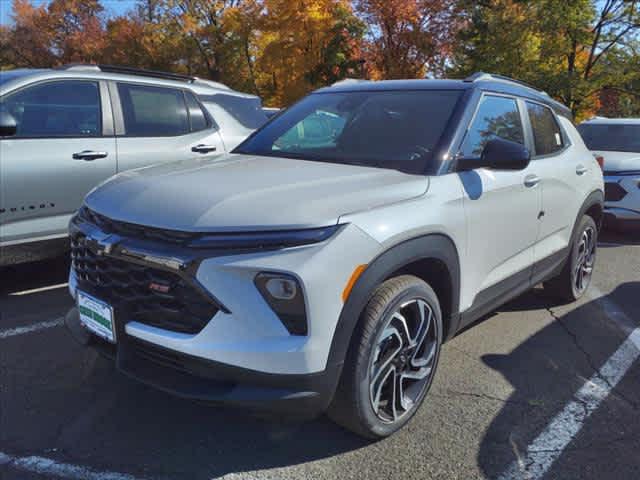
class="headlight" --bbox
[255,272,307,335]
[188,224,342,249]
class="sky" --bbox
[0,0,136,25]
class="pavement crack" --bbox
[436,389,535,407]
[546,306,639,410]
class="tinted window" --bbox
[200,94,267,129]
[185,92,209,132]
[527,102,564,155]
[1,81,101,137]
[118,83,189,136]
[577,124,640,153]
[460,95,524,157]
[234,90,462,174]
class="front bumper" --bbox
[66,307,339,417]
[67,212,382,412]
[604,172,640,228]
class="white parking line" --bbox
[498,288,640,480]
[0,317,64,339]
[9,282,68,296]
[0,451,147,479]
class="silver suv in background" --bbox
[0,65,267,266]
[578,118,640,230]
[65,73,603,439]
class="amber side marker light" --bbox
[342,264,368,302]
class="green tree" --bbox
[451,0,640,119]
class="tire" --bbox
[544,215,598,302]
[328,275,443,439]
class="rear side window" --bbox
[526,102,564,156]
[577,124,640,153]
[184,91,210,132]
[460,95,524,157]
[118,83,189,136]
[1,80,101,138]
[200,94,267,129]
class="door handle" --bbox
[72,150,108,161]
[576,165,588,175]
[191,144,217,154]
[524,174,541,188]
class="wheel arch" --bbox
[326,233,461,374]
[577,190,604,234]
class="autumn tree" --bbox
[355,0,461,79]
[256,0,365,105]
[3,0,107,66]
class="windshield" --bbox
[234,90,462,173]
[578,123,640,153]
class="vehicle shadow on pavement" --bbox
[476,282,640,480]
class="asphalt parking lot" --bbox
[1,230,639,480]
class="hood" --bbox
[85,154,428,232]
[593,151,640,173]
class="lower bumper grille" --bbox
[71,234,218,334]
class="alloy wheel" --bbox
[574,225,596,295]
[368,298,438,424]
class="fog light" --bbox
[255,273,307,335]
[265,277,297,300]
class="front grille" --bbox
[71,234,218,334]
[605,182,628,202]
[78,207,198,245]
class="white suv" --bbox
[65,73,604,439]
[578,117,640,230]
[0,65,266,266]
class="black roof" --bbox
[316,75,572,119]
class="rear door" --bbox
[0,79,116,246]
[111,82,224,172]
[524,101,585,280]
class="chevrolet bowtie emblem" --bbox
[95,234,120,256]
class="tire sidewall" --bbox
[354,281,443,438]
[569,216,598,299]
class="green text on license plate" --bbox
[77,291,116,343]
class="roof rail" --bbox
[192,77,232,90]
[55,64,101,73]
[331,78,368,87]
[56,64,197,83]
[464,72,549,96]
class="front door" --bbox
[458,94,541,315]
[0,80,116,246]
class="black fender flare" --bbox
[574,190,604,235]
[326,234,461,375]
[552,189,604,275]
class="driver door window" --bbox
[460,95,524,157]
[2,81,102,138]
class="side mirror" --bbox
[457,138,531,171]
[0,110,17,137]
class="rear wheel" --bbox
[328,275,443,439]
[544,215,597,301]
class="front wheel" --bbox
[328,275,443,439]
[544,215,598,301]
